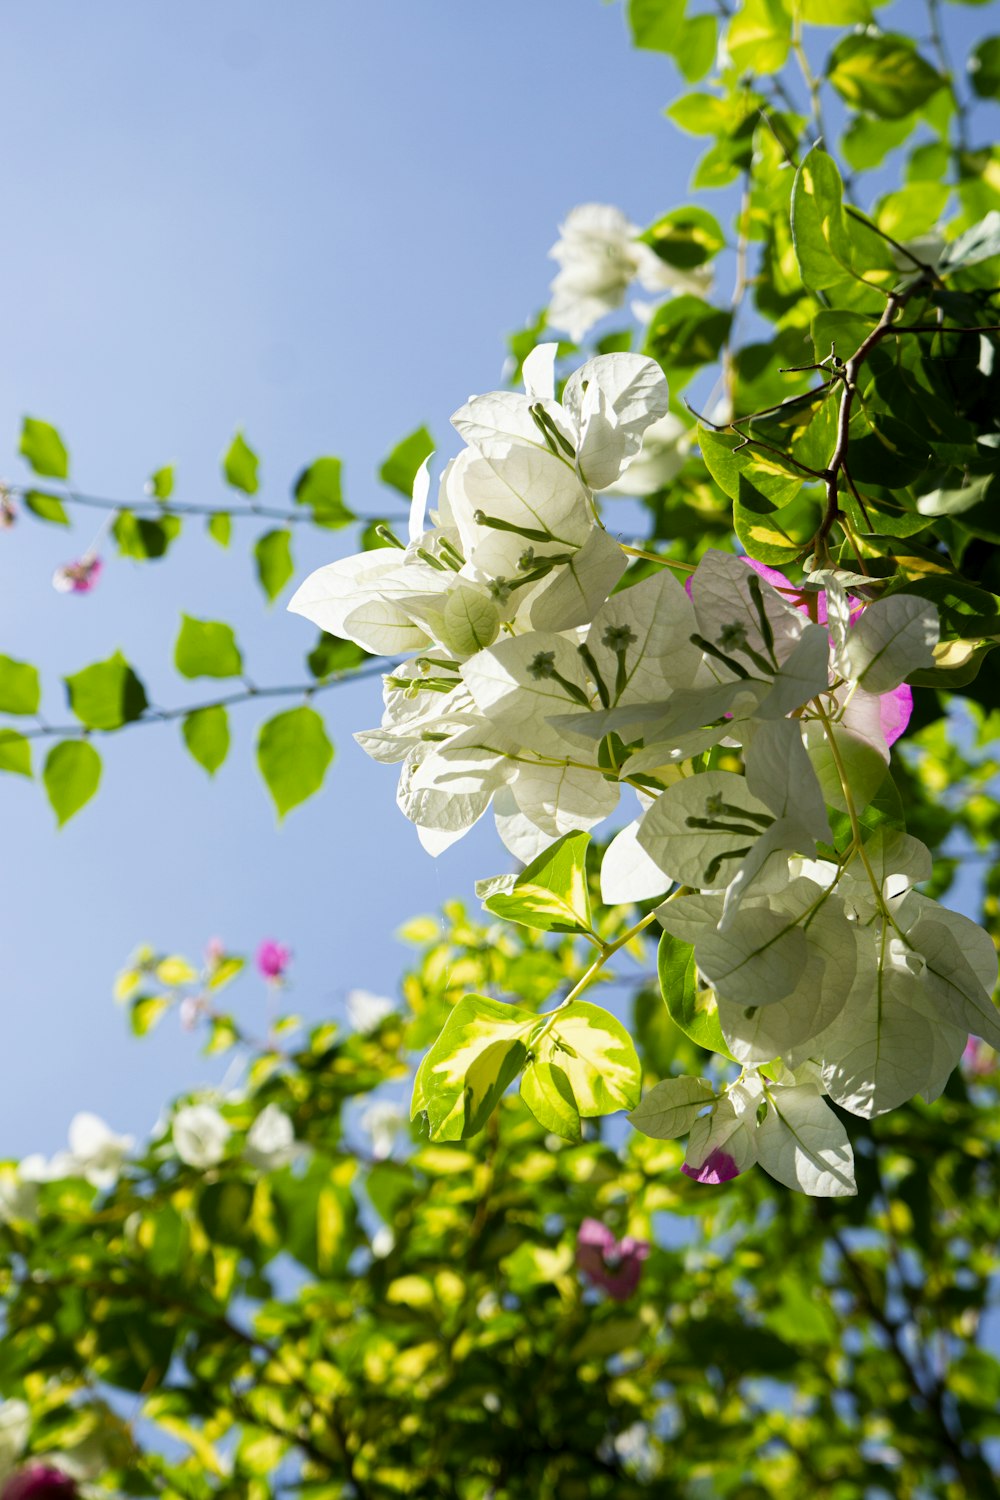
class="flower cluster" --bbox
[290,346,1000,1197]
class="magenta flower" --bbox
[256,939,291,982]
[741,558,913,745]
[681,1147,741,1185]
[1,1467,78,1500]
[576,1217,649,1301]
[52,555,102,595]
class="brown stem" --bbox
[815,294,904,557]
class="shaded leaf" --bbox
[64,652,148,731]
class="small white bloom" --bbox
[605,411,689,496]
[0,1397,29,1480]
[0,1165,39,1225]
[172,1103,231,1169]
[548,203,713,342]
[371,1225,394,1258]
[360,1100,408,1160]
[347,989,396,1034]
[66,1112,134,1190]
[244,1104,300,1172]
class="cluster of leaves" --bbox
[0,900,998,1496]
[0,419,435,820]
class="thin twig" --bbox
[9,482,405,526]
[15,661,395,741]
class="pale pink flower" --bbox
[0,489,16,530]
[681,1147,741,1185]
[256,939,291,982]
[52,555,102,595]
[179,995,205,1032]
[204,936,226,970]
[576,1217,649,1301]
[963,1035,994,1077]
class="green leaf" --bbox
[130,995,171,1037]
[673,13,717,82]
[791,145,895,297]
[734,481,815,565]
[969,37,1000,99]
[44,739,101,825]
[222,431,260,495]
[64,652,148,731]
[182,706,230,776]
[379,425,435,498]
[207,512,232,547]
[643,296,732,389]
[148,465,175,500]
[665,93,736,136]
[625,0,685,53]
[20,417,69,479]
[727,0,791,75]
[521,1001,642,1140]
[630,1075,716,1139]
[483,831,595,936]
[174,616,243,679]
[0,730,32,778]
[113,510,181,560]
[24,490,70,525]
[939,211,1000,272]
[841,112,916,173]
[307,633,369,679]
[257,704,334,818]
[254,528,294,602]
[658,930,728,1053]
[411,994,532,1140]
[699,426,803,507]
[293,457,354,528]
[800,0,873,19]
[828,34,943,120]
[0,655,40,715]
[876,182,950,241]
[639,206,725,270]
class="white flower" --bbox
[347,989,396,1033]
[0,1398,29,1480]
[547,202,713,342]
[360,1101,408,1160]
[244,1104,300,1172]
[66,1112,134,1190]
[290,350,670,677]
[172,1103,231,1169]
[605,411,689,496]
[371,1225,394,1258]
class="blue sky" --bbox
[0,1,993,1156]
